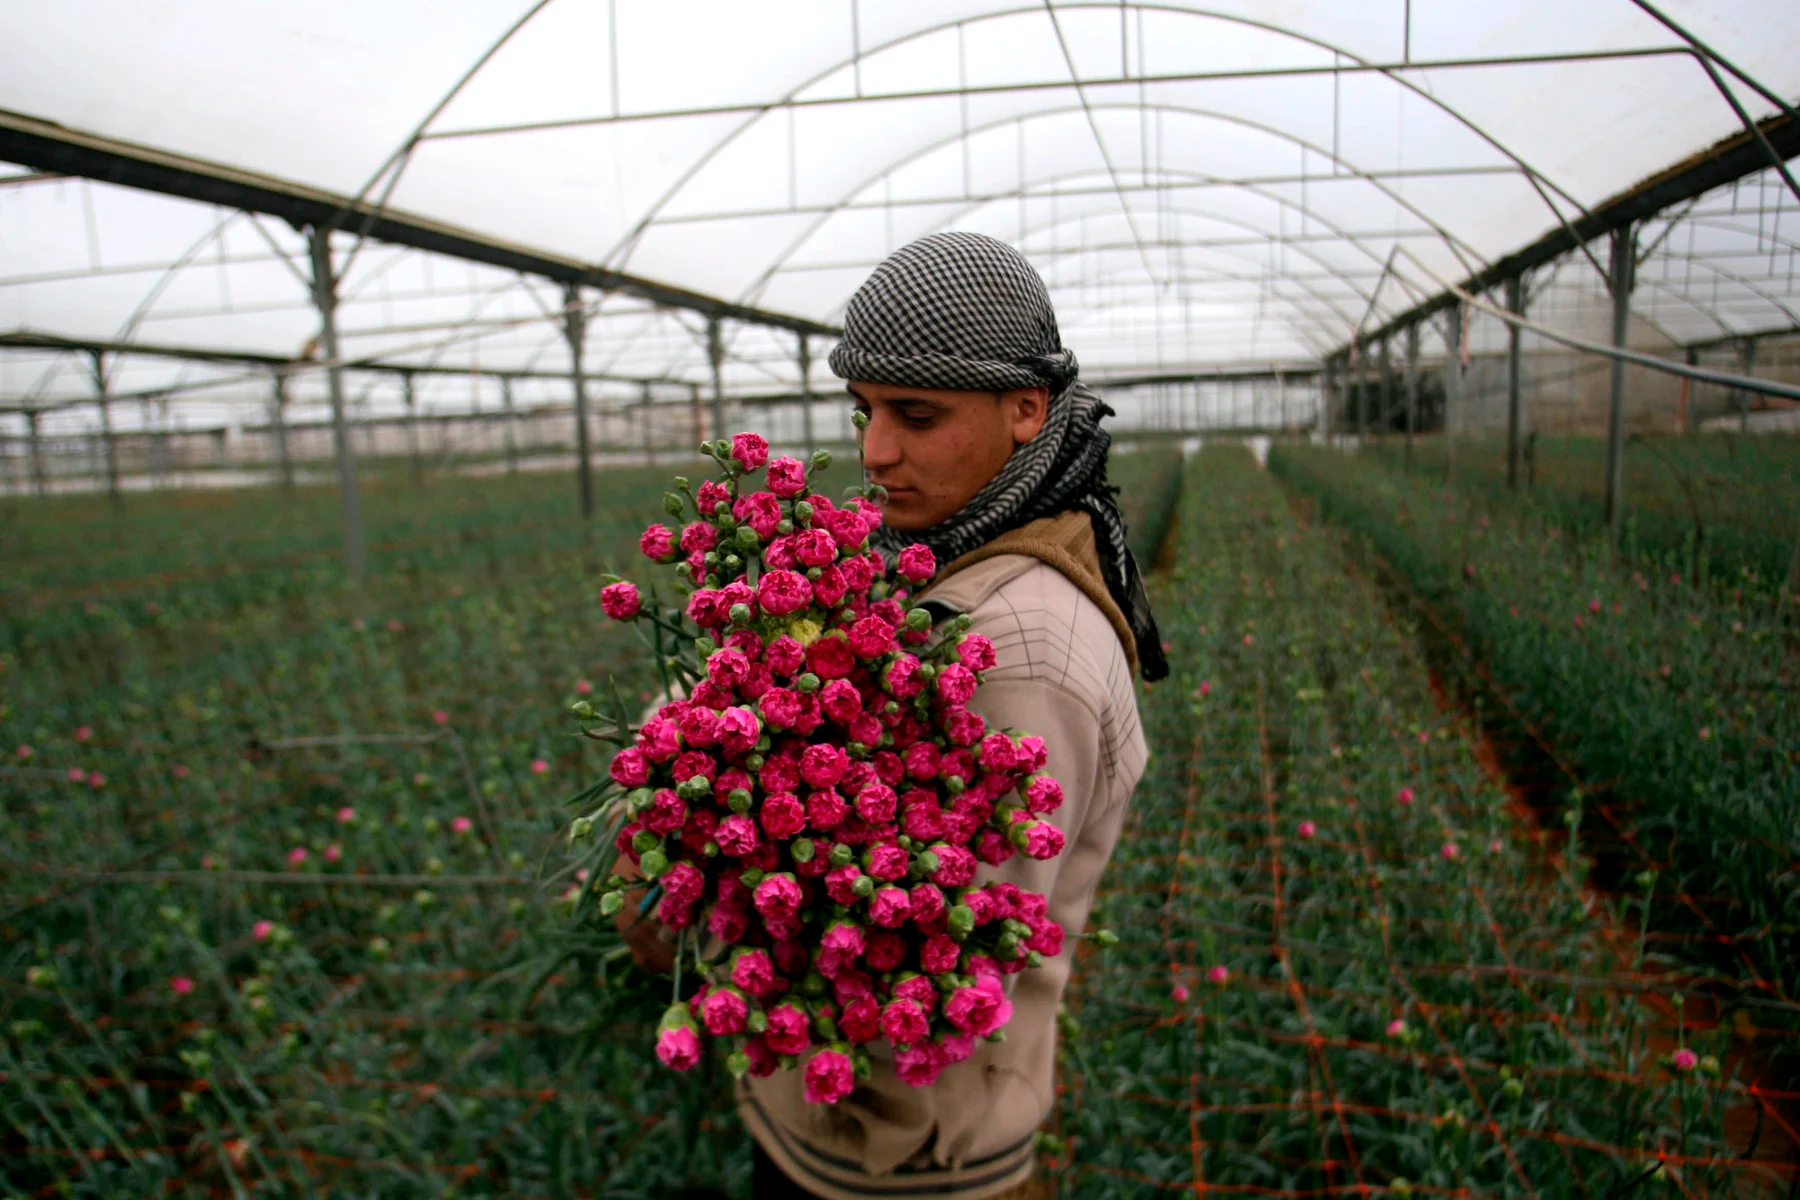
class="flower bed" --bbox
[1053,444,1771,1197]
[1271,442,1798,1006]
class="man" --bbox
[733,231,1165,1198]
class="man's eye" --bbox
[899,410,934,428]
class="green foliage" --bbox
[1059,444,1744,1196]
[1272,442,1799,1004]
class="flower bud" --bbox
[947,905,974,936]
[917,850,939,874]
[1093,929,1119,948]
[728,789,753,813]
[943,775,965,795]
[776,518,795,536]
[729,603,753,627]
[662,492,685,516]
[801,972,828,996]
[570,816,594,841]
[852,874,875,899]
[632,829,661,853]
[718,514,737,532]
[794,501,814,522]
[599,891,625,916]
[570,700,595,719]
[748,1009,768,1033]
[703,841,720,857]
[727,1050,751,1078]
[806,567,822,581]
[639,848,669,879]
[673,476,690,490]
[1026,949,1044,968]
[829,842,854,867]
[792,837,816,863]
[677,775,712,801]
[851,410,870,429]
[628,788,657,814]
[796,672,821,694]
[735,525,760,550]
[905,607,932,632]
[744,753,766,771]
[996,933,1021,960]
[812,450,832,470]
[714,500,732,517]
[741,867,765,887]
[723,554,742,572]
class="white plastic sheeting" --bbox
[2,0,1798,430]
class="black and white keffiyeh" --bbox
[829,231,1169,682]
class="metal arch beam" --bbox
[729,102,1495,350]
[0,111,838,340]
[567,2,1645,279]
[1348,112,1800,356]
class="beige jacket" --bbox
[738,512,1149,1198]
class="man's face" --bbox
[848,381,1050,532]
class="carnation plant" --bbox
[558,431,1077,1102]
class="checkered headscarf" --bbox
[831,231,1168,682]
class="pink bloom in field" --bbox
[324,844,342,863]
[1397,787,1415,807]
[1573,615,1583,628]
[387,619,404,633]
[600,581,641,621]
[1588,599,1601,614]
[253,920,274,941]
[172,764,190,779]
[531,759,550,775]
[1386,1018,1407,1038]
[575,679,593,695]
[1242,633,1254,647]
[1440,842,1459,860]
[337,806,356,824]
[451,816,473,835]
[1171,983,1190,1002]
[1417,732,1429,745]
[87,773,106,790]
[1697,727,1710,742]
[1671,1048,1697,1072]
[287,847,308,866]
[1207,965,1230,985]
[432,710,449,726]
[66,767,87,784]
[1659,665,1671,678]
[1508,605,1519,617]
[1488,839,1504,854]
[1160,640,1173,652]
[170,976,195,996]
[15,744,32,759]
[1197,681,1211,696]
[75,726,94,743]
[1296,821,1316,839]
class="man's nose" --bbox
[860,410,902,470]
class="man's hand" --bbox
[611,853,678,975]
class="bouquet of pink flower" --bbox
[563,430,1071,1104]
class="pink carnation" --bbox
[840,995,882,1044]
[716,813,761,857]
[806,636,855,680]
[656,1024,702,1071]
[757,570,812,617]
[731,948,776,995]
[697,479,732,514]
[1024,775,1064,814]
[801,743,849,790]
[731,432,770,471]
[929,843,977,887]
[717,706,762,755]
[680,521,717,555]
[733,492,782,540]
[896,545,937,584]
[701,987,749,1036]
[767,457,808,497]
[958,634,997,672]
[794,528,838,568]
[935,663,977,705]
[640,524,676,561]
[945,975,1012,1037]
[867,842,909,881]
[766,636,805,676]
[638,719,682,762]
[609,747,651,788]
[1015,736,1048,773]
[884,655,924,698]
[765,1003,813,1057]
[881,998,930,1048]
[943,707,987,747]
[600,581,641,620]
[921,933,962,975]
[759,687,804,730]
[1022,821,1064,860]
[803,1048,855,1104]
[760,792,806,839]
[662,860,706,907]
[869,886,911,928]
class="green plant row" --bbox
[1369,433,1800,596]
[1271,442,1799,1006]
[1053,444,1744,1198]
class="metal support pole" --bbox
[1604,224,1635,539]
[1321,356,1336,442]
[798,333,816,459]
[400,371,421,481]
[501,376,518,474]
[1681,346,1698,434]
[306,224,367,588]
[1404,323,1419,472]
[1736,337,1756,433]
[691,383,704,447]
[88,351,121,509]
[707,317,727,444]
[641,382,657,467]
[26,409,46,496]
[1505,274,1525,490]
[562,284,594,519]
[1443,304,1462,481]
[270,370,293,490]
[1277,372,1287,432]
[1377,337,1396,442]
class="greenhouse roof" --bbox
[2,0,1798,426]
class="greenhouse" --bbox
[2,1,1796,1196]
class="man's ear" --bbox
[1008,386,1051,444]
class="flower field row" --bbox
[1369,433,1800,596]
[1271,443,1798,1009]
[1053,445,1781,1197]
[0,449,1187,1195]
